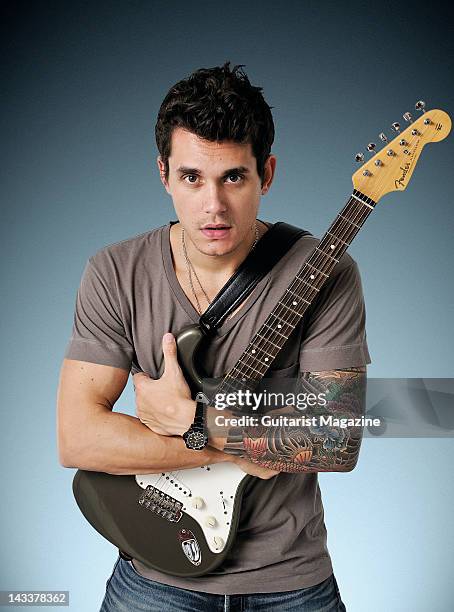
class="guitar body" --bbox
[73,463,250,576]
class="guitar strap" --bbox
[198,221,312,335]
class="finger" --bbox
[162,332,180,375]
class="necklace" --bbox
[181,223,260,315]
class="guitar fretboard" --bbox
[211,189,376,403]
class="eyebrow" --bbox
[176,165,250,176]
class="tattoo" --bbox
[226,367,366,473]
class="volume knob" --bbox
[204,516,217,528]
[191,497,205,509]
[213,536,225,550]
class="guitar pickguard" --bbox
[135,462,247,553]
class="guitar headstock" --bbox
[352,102,451,203]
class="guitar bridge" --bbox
[138,485,183,522]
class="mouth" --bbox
[200,225,232,239]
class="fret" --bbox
[224,368,249,385]
[284,287,312,304]
[326,216,355,242]
[300,278,320,291]
[316,246,339,263]
[218,376,242,393]
[266,313,295,335]
[278,301,301,316]
[247,344,275,359]
[284,289,311,305]
[305,260,335,282]
[267,312,292,327]
[327,231,350,247]
[319,233,349,254]
[344,204,369,228]
[237,358,264,376]
[339,213,360,229]
[302,263,329,278]
[263,322,288,339]
[257,332,282,350]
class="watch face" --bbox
[184,430,208,450]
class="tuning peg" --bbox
[367,143,376,153]
[415,100,426,113]
[391,122,400,133]
[403,112,413,123]
[355,152,365,163]
[379,133,388,143]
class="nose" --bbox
[202,182,228,216]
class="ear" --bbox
[157,155,171,194]
[261,154,276,195]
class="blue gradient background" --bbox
[1,1,453,610]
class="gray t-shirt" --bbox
[64,220,371,595]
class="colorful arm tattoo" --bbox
[223,366,367,473]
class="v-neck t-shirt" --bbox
[64,219,371,594]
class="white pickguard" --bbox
[135,462,247,553]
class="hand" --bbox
[234,456,280,480]
[133,333,195,436]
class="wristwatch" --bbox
[182,400,208,450]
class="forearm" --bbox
[211,367,367,473]
[61,407,234,475]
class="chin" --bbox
[195,230,239,255]
[203,243,237,257]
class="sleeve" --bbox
[299,260,371,372]
[63,256,134,371]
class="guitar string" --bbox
[229,205,370,383]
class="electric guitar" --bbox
[72,103,451,577]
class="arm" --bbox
[56,358,234,475]
[211,366,366,473]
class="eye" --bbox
[226,173,244,183]
[183,174,199,184]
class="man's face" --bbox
[158,127,275,258]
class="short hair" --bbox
[155,61,275,185]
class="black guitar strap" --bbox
[199,221,312,335]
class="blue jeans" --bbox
[99,556,347,611]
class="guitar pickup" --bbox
[138,485,183,522]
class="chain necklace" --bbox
[181,223,260,315]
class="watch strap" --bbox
[192,400,206,431]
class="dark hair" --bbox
[155,62,275,185]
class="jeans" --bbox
[99,556,347,611]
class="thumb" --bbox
[162,332,179,375]
[133,371,150,391]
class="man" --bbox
[58,62,370,611]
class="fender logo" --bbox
[395,162,411,189]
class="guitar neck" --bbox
[215,190,376,399]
